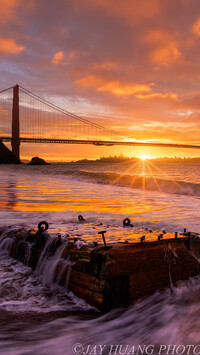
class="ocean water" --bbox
[0,161,200,355]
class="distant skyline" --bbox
[1,0,200,160]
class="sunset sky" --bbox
[1,0,200,161]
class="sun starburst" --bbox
[140,155,148,161]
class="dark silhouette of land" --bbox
[73,156,200,164]
[0,141,21,164]
[28,157,50,165]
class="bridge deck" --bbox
[1,137,200,149]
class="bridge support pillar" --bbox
[12,84,20,159]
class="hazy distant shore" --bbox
[21,156,200,164]
[71,156,200,164]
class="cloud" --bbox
[0,38,24,55]
[144,30,181,66]
[76,75,152,96]
[52,50,81,65]
[98,82,152,96]
[93,61,118,70]
[52,51,66,64]
[0,0,18,21]
[136,93,178,100]
[151,42,181,66]
[192,17,200,36]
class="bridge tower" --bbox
[11,84,20,159]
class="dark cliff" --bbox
[0,141,21,164]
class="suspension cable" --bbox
[0,86,14,94]
[19,85,134,139]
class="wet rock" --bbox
[28,157,50,165]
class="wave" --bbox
[71,170,200,196]
[11,164,200,197]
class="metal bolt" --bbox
[98,230,107,249]
[123,218,130,227]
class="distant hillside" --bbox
[73,156,200,164]
[74,156,137,163]
[0,141,21,164]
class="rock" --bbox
[28,157,50,165]
[0,141,21,164]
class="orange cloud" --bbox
[136,93,178,100]
[76,75,101,87]
[93,61,118,70]
[52,50,80,65]
[145,30,165,44]
[76,75,152,96]
[52,51,66,64]
[192,18,200,36]
[144,30,181,66]
[152,42,181,66]
[98,82,151,96]
[0,0,18,20]
[0,38,24,55]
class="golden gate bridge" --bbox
[0,84,200,159]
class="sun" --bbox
[140,154,148,161]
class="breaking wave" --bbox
[71,170,200,197]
